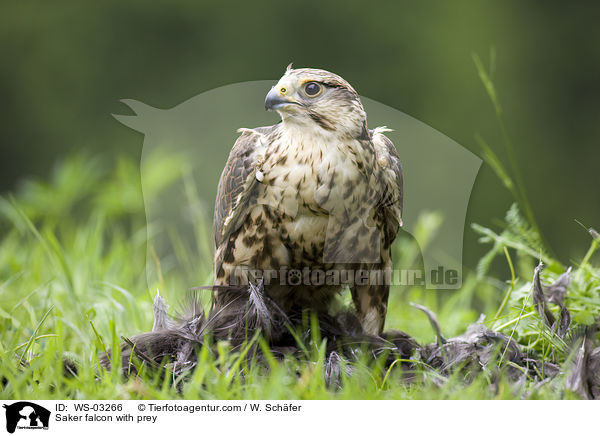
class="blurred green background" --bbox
[1,0,599,270]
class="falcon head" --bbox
[265,65,368,138]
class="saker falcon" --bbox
[213,66,403,335]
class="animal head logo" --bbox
[3,402,50,433]
[114,79,481,289]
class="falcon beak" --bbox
[265,87,298,111]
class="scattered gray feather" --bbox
[247,279,274,336]
[586,347,600,399]
[325,351,348,389]
[152,290,172,332]
[532,263,572,337]
[565,337,591,399]
[533,262,556,328]
[410,302,446,344]
[545,267,571,306]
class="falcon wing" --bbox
[371,128,403,249]
[213,125,278,249]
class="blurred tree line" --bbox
[0,0,598,270]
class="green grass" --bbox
[0,151,597,400]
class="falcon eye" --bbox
[304,82,322,97]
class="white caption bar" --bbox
[0,400,592,436]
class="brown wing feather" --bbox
[213,124,279,249]
[371,130,403,249]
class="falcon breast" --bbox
[213,66,403,335]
